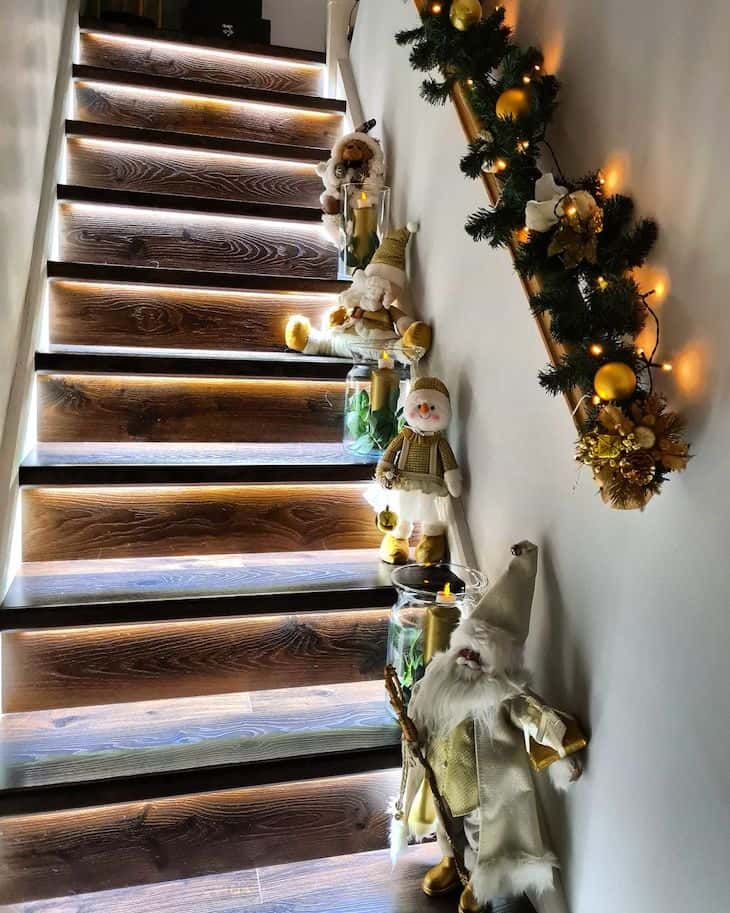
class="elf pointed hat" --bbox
[365,225,416,290]
[467,541,538,645]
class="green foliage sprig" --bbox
[396,1,690,508]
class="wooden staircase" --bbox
[0,19,456,912]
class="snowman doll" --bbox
[374,377,461,565]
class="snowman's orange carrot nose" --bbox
[418,402,431,415]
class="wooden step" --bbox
[36,369,347,445]
[79,22,327,99]
[1,681,397,785]
[0,845,498,913]
[73,68,343,150]
[47,260,349,294]
[48,275,337,353]
[3,606,390,711]
[0,765,400,901]
[20,443,376,485]
[57,192,336,280]
[21,483,379,562]
[66,134,323,207]
[66,119,331,162]
[1,549,393,630]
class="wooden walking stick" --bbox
[384,664,470,887]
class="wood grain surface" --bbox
[66,137,322,206]
[49,278,334,352]
[0,768,399,903]
[1,681,398,788]
[79,32,326,97]
[37,374,346,443]
[74,81,343,148]
[21,483,380,562]
[57,202,338,279]
[2,607,390,711]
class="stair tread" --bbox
[80,16,327,65]
[1,549,393,628]
[58,183,322,221]
[0,845,477,913]
[20,442,376,485]
[48,260,349,293]
[66,119,331,161]
[36,348,352,379]
[0,680,397,794]
[73,63,345,113]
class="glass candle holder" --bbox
[339,184,390,277]
[386,563,489,706]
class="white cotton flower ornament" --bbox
[525,173,569,232]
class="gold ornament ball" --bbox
[594,362,638,401]
[495,87,531,119]
[449,0,482,30]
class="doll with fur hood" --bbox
[317,118,386,243]
[285,226,431,364]
[391,543,586,913]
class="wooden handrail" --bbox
[412,0,585,428]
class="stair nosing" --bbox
[79,16,328,65]
[72,63,346,113]
[47,261,349,294]
[0,744,400,816]
[65,119,331,162]
[35,349,352,379]
[57,183,322,223]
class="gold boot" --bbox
[402,320,432,356]
[379,533,409,565]
[459,883,484,913]
[285,315,312,351]
[421,856,461,897]
[415,533,446,565]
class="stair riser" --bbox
[66,137,323,207]
[21,484,380,562]
[0,768,399,904]
[79,31,326,97]
[49,279,335,352]
[37,374,346,443]
[74,81,342,148]
[57,202,337,279]
[2,608,391,712]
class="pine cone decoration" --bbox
[619,450,656,486]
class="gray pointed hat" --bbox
[469,541,538,645]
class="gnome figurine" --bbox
[316,119,386,242]
[374,377,460,564]
[285,227,432,364]
[391,543,587,913]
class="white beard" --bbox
[409,648,515,740]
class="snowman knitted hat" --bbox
[365,227,414,288]
[465,541,538,646]
[411,376,450,399]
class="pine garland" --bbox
[396,1,690,509]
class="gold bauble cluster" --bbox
[449,0,482,30]
[593,362,637,401]
[495,87,531,119]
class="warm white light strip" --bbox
[75,79,339,118]
[70,136,319,170]
[61,200,327,231]
[46,373,345,388]
[82,30,325,72]
[52,279,337,301]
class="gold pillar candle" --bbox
[349,192,379,268]
[370,351,399,411]
[423,583,461,664]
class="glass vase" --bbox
[386,563,489,707]
[343,348,410,459]
[339,184,390,277]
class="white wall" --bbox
[352,3,730,913]
[263,0,328,51]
